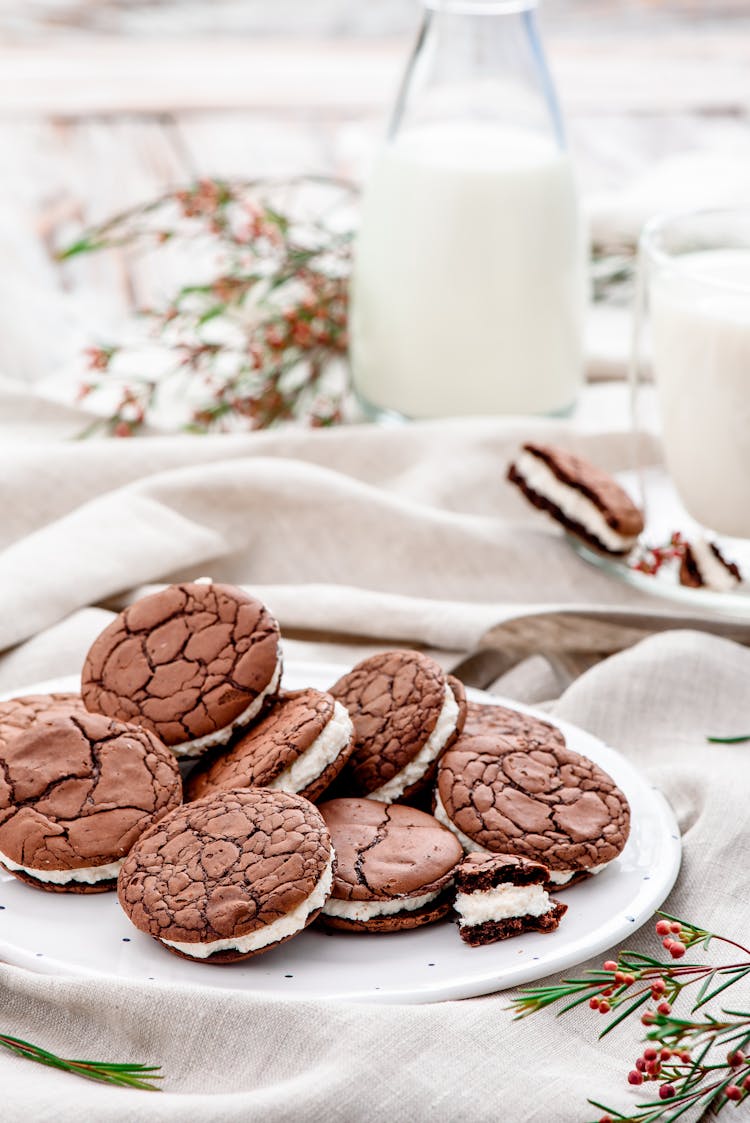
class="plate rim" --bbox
[0,665,682,1004]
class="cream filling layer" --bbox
[322,887,441,921]
[689,538,741,593]
[433,795,608,884]
[268,702,353,794]
[161,850,334,959]
[455,882,552,926]
[177,653,282,758]
[516,450,639,552]
[547,863,606,885]
[369,683,460,803]
[0,851,123,886]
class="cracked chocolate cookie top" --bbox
[0,693,86,747]
[437,735,630,872]
[463,702,566,751]
[318,798,463,902]
[329,651,464,798]
[118,788,333,945]
[0,711,182,872]
[454,851,551,893]
[185,689,352,802]
[81,582,281,750]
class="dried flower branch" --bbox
[0,1030,162,1090]
[511,912,750,1122]
[629,532,686,578]
[59,177,356,435]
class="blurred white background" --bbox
[0,0,748,392]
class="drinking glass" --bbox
[633,210,750,541]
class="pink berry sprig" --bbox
[511,912,750,1122]
[631,532,686,578]
[59,177,355,436]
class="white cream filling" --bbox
[547,863,606,885]
[0,850,123,886]
[455,882,552,926]
[433,792,492,854]
[689,538,741,593]
[177,653,283,758]
[432,796,608,884]
[268,702,353,794]
[515,450,639,552]
[368,683,460,803]
[160,850,334,959]
[322,887,441,921]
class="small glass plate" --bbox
[569,464,750,618]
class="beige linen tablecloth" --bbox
[1,417,748,1122]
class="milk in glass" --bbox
[651,249,750,538]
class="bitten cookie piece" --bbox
[679,538,742,592]
[186,689,355,804]
[0,712,182,893]
[507,443,644,555]
[330,651,466,802]
[118,789,334,962]
[435,733,630,889]
[82,581,282,759]
[454,852,567,946]
[317,798,463,932]
[463,701,566,751]
[0,693,86,747]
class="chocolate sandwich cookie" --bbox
[679,538,742,592]
[330,651,466,803]
[0,711,181,893]
[508,443,644,555]
[0,692,86,745]
[118,788,334,962]
[435,733,630,889]
[317,798,463,932]
[82,581,282,759]
[464,701,566,751]
[453,852,567,946]
[185,689,355,804]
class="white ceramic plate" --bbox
[0,664,681,1005]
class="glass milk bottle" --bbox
[350,0,586,420]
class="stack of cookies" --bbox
[0,580,631,962]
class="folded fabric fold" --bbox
[0,421,661,654]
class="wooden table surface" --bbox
[1,1,748,389]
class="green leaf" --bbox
[56,237,105,260]
[694,968,750,1010]
[599,991,651,1038]
[0,1033,162,1091]
[264,206,290,233]
[557,990,602,1016]
[586,1099,631,1120]
[197,304,226,326]
[618,951,666,967]
[694,970,717,1009]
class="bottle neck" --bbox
[390,0,563,146]
[423,1,538,12]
